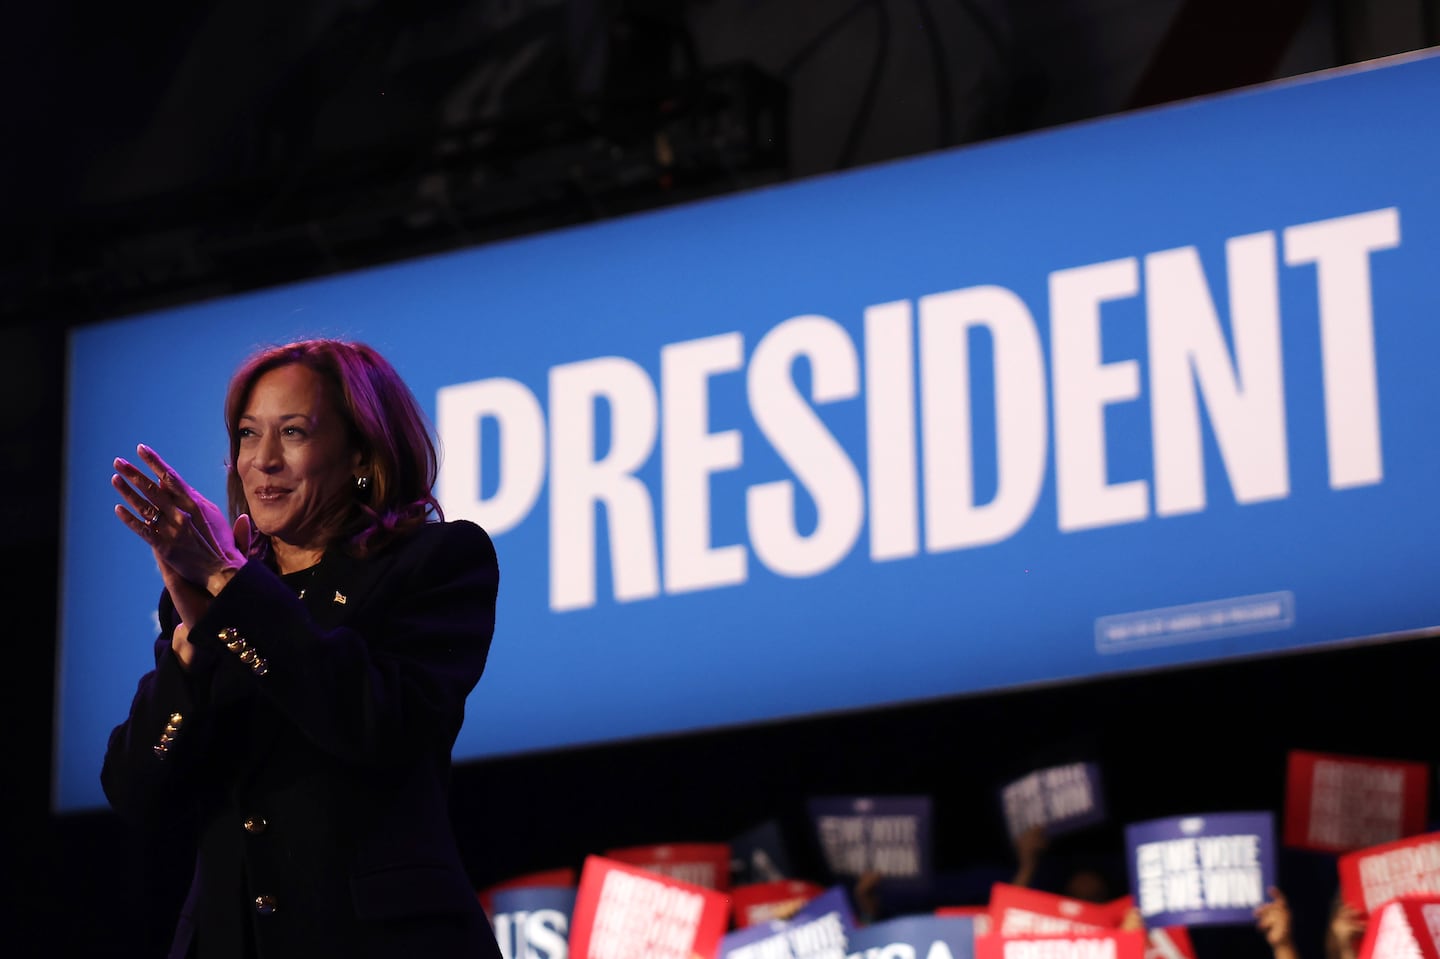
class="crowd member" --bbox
[1010,824,1122,905]
[1012,824,1048,891]
[101,339,504,959]
[1255,886,1301,959]
[1324,894,1366,959]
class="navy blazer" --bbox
[102,519,504,959]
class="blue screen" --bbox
[56,49,1440,811]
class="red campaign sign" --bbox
[476,866,577,915]
[1284,750,1430,853]
[937,904,993,937]
[1357,896,1440,959]
[1340,832,1440,915]
[568,855,731,959]
[976,931,1148,959]
[988,882,1132,937]
[1145,927,1197,959]
[604,842,733,891]
[728,879,825,928]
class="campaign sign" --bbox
[1285,750,1430,853]
[732,820,796,886]
[480,867,580,915]
[845,915,977,959]
[1357,897,1440,959]
[1001,762,1107,842]
[603,842,732,891]
[490,886,578,959]
[1340,831,1440,915]
[717,886,858,959]
[1125,812,1275,927]
[567,855,730,959]
[730,879,827,927]
[1143,928,1196,959]
[809,796,933,887]
[936,906,992,938]
[974,931,1147,959]
[988,884,1130,937]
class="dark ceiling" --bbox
[1,0,1434,331]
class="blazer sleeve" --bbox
[186,519,499,768]
[100,593,227,828]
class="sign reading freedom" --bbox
[56,48,1440,811]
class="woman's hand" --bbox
[154,517,252,671]
[156,557,209,672]
[114,443,248,593]
[170,621,196,670]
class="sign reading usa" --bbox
[55,48,1440,811]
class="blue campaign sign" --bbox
[845,915,976,959]
[808,796,933,888]
[1000,762,1107,843]
[55,47,1440,811]
[488,886,577,959]
[719,886,857,959]
[1125,811,1276,927]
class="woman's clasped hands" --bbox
[112,443,251,668]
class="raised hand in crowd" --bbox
[1012,824,1049,889]
[853,870,883,923]
[1325,895,1366,959]
[1255,886,1300,959]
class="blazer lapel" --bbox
[241,548,393,779]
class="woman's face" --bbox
[237,362,362,550]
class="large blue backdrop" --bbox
[56,49,1440,811]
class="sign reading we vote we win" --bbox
[716,886,858,959]
[1000,762,1106,842]
[808,796,932,889]
[1125,812,1276,928]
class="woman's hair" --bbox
[223,338,443,558]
